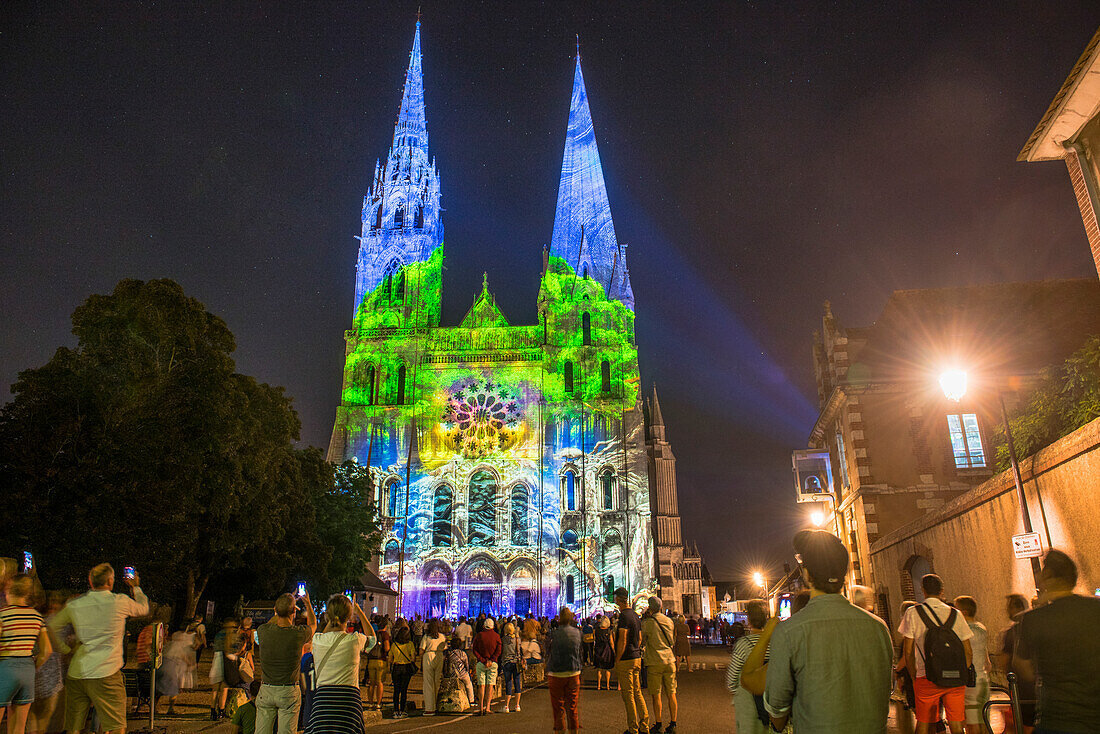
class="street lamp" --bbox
[939,370,1041,586]
[810,509,825,527]
[752,571,765,588]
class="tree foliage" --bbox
[994,334,1100,469]
[0,279,380,616]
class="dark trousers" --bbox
[392,666,414,713]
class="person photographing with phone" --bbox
[304,594,374,734]
[255,586,316,734]
[47,563,150,734]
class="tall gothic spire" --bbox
[394,20,427,154]
[352,19,442,320]
[550,54,635,310]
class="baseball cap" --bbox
[484,618,495,630]
[793,529,848,587]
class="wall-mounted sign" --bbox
[1012,532,1043,559]
[792,450,834,504]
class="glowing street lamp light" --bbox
[752,571,765,588]
[938,368,1040,586]
[810,509,825,527]
[939,369,968,403]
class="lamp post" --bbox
[753,571,773,615]
[939,369,1041,586]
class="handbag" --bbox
[238,655,254,684]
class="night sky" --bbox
[4,3,1099,584]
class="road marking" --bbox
[394,713,475,731]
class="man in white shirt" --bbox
[49,563,150,734]
[899,574,973,734]
[456,616,473,647]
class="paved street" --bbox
[121,645,945,733]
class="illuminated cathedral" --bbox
[328,22,693,618]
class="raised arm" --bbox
[302,592,317,634]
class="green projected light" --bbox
[329,23,653,619]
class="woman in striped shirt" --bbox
[0,575,52,734]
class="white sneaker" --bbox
[502,706,510,713]
[515,704,521,712]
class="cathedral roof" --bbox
[459,273,510,329]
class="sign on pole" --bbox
[791,450,834,503]
[1012,532,1043,559]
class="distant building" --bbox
[646,386,705,615]
[1019,25,1100,278]
[805,280,1100,625]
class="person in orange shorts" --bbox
[899,574,974,734]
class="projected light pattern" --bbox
[329,30,653,618]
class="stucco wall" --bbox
[870,417,1100,637]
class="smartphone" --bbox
[123,566,135,580]
[253,630,259,644]
[22,551,33,573]
[343,589,352,599]
[296,582,307,597]
[778,595,792,621]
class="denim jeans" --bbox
[255,683,301,734]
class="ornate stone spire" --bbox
[353,19,443,320]
[550,54,634,310]
[393,20,427,155]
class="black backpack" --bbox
[915,604,967,687]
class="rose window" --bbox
[442,379,522,458]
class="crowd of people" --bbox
[724,529,1100,734]
[3,537,1097,734]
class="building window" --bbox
[604,574,614,601]
[414,206,424,228]
[468,470,497,546]
[562,529,578,549]
[582,312,592,345]
[565,575,575,604]
[564,361,574,393]
[511,485,529,546]
[562,471,576,511]
[432,485,452,547]
[601,471,613,510]
[395,270,405,300]
[393,204,404,228]
[947,413,986,468]
[387,479,403,518]
[396,365,406,405]
[384,540,400,565]
[366,366,376,405]
[601,360,611,393]
[836,430,850,489]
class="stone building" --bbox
[645,386,705,615]
[805,279,1100,624]
[326,22,694,618]
[1019,25,1100,279]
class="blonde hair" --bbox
[8,574,34,600]
[327,594,352,624]
[522,618,540,640]
[503,622,516,637]
[0,558,17,583]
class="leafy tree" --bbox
[994,335,1100,469]
[0,279,380,616]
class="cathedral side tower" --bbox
[647,385,702,615]
[353,20,443,329]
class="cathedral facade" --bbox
[328,22,690,619]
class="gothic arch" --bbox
[420,560,453,586]
[468,468,499,546]
[457,554,503,585]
